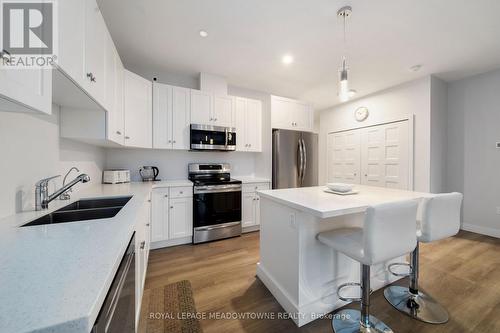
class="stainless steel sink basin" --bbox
[21,196,132,227]
[55,196,132,211]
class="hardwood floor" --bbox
[141,231,500,333]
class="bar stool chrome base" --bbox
[333,309,393,333]
[384,286,449,324]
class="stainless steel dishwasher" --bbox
[92,233,135,333]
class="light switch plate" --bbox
[496,142,500,148]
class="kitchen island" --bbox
[256,185,434,327]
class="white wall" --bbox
[319,77,432,192]
[0,105,105,219]
[430,76,448,193]
[447,69,500,237]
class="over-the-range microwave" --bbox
[190,124,236,151]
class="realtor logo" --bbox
[1,0,57,67]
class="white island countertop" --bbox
[258,185,433,219]
[0,182,152,333]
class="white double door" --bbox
[328,121,410,190]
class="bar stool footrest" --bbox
[388,262,411,277]
[337,282,374,302]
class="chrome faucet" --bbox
[59,167,80,200]
[35,173,91,211]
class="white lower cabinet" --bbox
[135,195,151,326]
[241,182,270,230]
[151,186,193,248]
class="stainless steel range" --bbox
[188,163,242,244]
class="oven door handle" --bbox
[195,221,241,231]
[194,185,242,194]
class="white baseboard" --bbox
[150,236,192,250]
[242,225,260,233]
[461,223,500,238]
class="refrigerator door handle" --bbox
[297,139,304,184]
[301,139,307,182]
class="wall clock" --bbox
[355,107,369,122]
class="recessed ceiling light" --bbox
[410,64,422,72]
[282,54,294,65]
[199,30,208,38]
[348,89,357,97]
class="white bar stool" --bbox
[317,200,419,333]
[384,192,463,324]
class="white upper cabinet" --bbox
[57,0,85,87]
[108,45,124,144]
[124,70,152,148]
[190,89,212,125]
[271,95,313,132]
[0,63,52,114]
[153,83,190,150]
[84,0,106,107]
[213,95,233,127]
[234,97,262,152]
[191,90,234,127]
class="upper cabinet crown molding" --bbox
[271,95,314,132]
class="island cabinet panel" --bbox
[241,182,270,231]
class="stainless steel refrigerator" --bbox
[272,129,318,189]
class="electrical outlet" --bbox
[496,142,500,149]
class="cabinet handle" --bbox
[140,241,145,249]
[164,194,168,198]
[214,118,218,121]
[86,72,96,82]
[179,191,183,194]
[146,223,150,226]
[168,140,172,143]
[125,136,130,139]
[170,206,174,209]
[210,117,213,121]
[0,50,11,64]
[173,140,176,144]
[147,199,151,202]
[116,131,122,135]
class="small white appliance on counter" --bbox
[102,169,131,184]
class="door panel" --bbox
[151,190,168,242]
[213,95,233,127]
[241,193,255,228]
[234,97,247,151]
[327,130,361,184]
[169,198,193,239]
[246,99,262,151]
[190,90,212,125]
[152,83,172,148]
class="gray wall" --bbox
[430,76,448,193]
[447,69,500,237]
[0,105,105,219]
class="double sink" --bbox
[22,196,132,227]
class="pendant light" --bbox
[337,6,352,102]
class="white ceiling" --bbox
[99,0,500,110]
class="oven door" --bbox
[193,185,242,228]
[190,124,236,151]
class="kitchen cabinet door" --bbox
[104,31,116,122]
[271,95,313,132]
[241,192,256,228]
[57,0,85,87]
[171,86,191,150]
[151,189,169,242]
[294,103,313,131]
[213,95,233,127]
[124,70,152,148]
[246,99,262,152]
[254,195,262,226]
[190,89,212,125]
[84,0,106,106]
[168,197,193,239]
[110,50,125,144]
[0,65,52,114]
[234,97,247,151]
[153,83,173,149]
